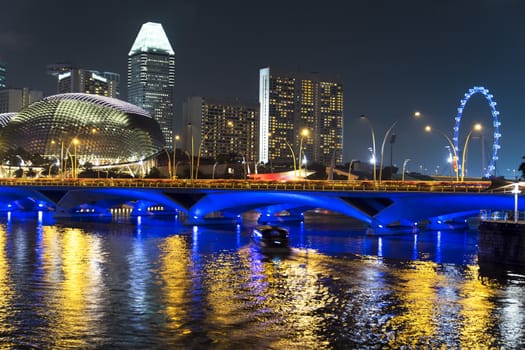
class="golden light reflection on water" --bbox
[0,224,15,344]
[203,247,336,349]
[459,265,499,348]
[384,261,499,348]
[385,261,445,347]
[158,234,192,336]
[40,226,105,348]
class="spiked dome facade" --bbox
[0,93,165,165]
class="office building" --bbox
[0,62,6,88]
[48,64,120,98]
[182,96,258,163]
[0,88,43,113]
[259,67,343,167]
[128,22,175,148]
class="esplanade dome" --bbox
[0,93,165,165]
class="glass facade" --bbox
[0,93,165,165]
[128,22,175,148]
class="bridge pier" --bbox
[185,211,241,226]
[54,204,112,218]
[257,210,304,224]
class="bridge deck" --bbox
[0,178,492,193]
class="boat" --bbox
[252,225,290,250]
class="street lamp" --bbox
[284,140,297,177]
[379,120,398,183]
[69,138,79,178]
[402,158,411,181]
[163,148,172,179]
[173,134,180,179]
[460,123,482,182]
[512,182,521,223]
[195,121,233,179]
[425,125,459,182]
[360,115,376,182]
[298,128,310,178]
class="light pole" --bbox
[298,128,310,178]
[360,115,376,182]
[379,120,398,183]
[186,123,195,180]
[163,148,172,179]
[195,121,233,179]
[284,140,297,177]
[512,182,521,223]
[71,138,79,178]
[173,134,180,179]
[460,123,482,182]
[402,158,411,181]
[425,125,459,182]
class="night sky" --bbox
[1,0,524,178]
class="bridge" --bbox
[0,178,520,232]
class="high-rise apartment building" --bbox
[0,88,43,113]
[182,96,258,163]
[128,22,175,147]
[259,67,343,167]
[0,62,6,88]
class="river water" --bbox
[0,211,524,349]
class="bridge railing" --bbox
[0,178,492,193]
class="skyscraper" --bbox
[128,22,175,147]
[259,67,343,167]
[0,62,6,88]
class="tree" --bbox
[518,156,525,179]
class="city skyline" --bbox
[1,0,524,177]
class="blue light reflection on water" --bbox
[0,211,524,349]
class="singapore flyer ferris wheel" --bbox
[453,86,501,178]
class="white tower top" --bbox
[128,22,174,56]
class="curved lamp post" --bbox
[64,138,80,179]
[425,125,459,182]
[298,128,310,178]
[172,134,180,179]
[402,158,411,182]
[360,115,376,182]
[284,140,297,177]
[163,148,172,179]
[461,123,482,181]
[379,120,398,183]
[195,121,233,179]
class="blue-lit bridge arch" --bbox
[0,179,521,233]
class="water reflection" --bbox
[40,226,105,347]
[0,212,522,348]
[0,222,15,346]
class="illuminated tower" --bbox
[128,22,175,147]
[259,67,343,167]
